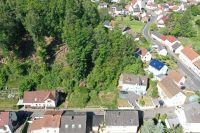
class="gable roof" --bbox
[181,47,199,61]
[136,47,148,57]
[23,90,56,103]
[151,31,167,40]
[158,77,182,98]
[30,111,63,131]
[149,59,165,70]
[0,112,9,128]
[60,111,86,133]
[105,110,139,126]
[183,102,200,123]
[119,73,148,86]
[168,70,184,83]
[171,42,181,50]
[167,36,177,43]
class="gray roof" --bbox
[151,31,163,39]
[120,73,148,86]
[105,110,139,126]
[183,102,200,123]
[60,111,86,133]
[171,42,181,50]
[92,115,104,127]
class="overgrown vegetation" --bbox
[0,0,144,108]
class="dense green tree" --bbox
[196,19,200,26]
[19,78,36,97]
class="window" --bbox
[65,124,68,128]
[78,124,81,128]
[72,124,75,128]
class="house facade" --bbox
[157,77,186,107]
[0,112,17,133]
[104,110,139,133]
[118,73,148,95]
[148,59,168,76]
[23,90,58,109]
[151,31,167,44]
[136,47,152,62]
[29,111,63,133]
[175,102,200,133]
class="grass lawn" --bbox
[115,16,145,33]
[0,99,18,109]
[117,98,132,108]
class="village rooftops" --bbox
[167,36,177,43]
[30,111,63,131]
[149,59,165,70]
[119,73,148,86]
[183,102,200,123]
[158,77,182,98]
[171,42,181,50]
[168,70,184,83]
[193,59,200,69]
[23,90,56,103]
[181,46,199,61]
[105,110,139,126]
[0,112,9,128]
[60,111,86,133]
[151,31,167,41]
[92,114,104,127]
[136,47,148,57]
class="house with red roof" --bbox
[22,90,58,109]
[0,112,17,133]
[157,15,168,28]
[164,36,180,47]
[136,47,152,62]
[151,31,167,44]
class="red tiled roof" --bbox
[161,35,167,41]
[181,47,199,61]
[168,70,184,83]
[0,112,9,128]
[139,47,148,56]
[167,36,177,43]
[23,90,56,103]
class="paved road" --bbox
[142,15,200,90]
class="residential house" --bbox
[164,36,180,49]
[98,2,108,9]
[111,0,120,3]
[0,112,17,133]
[157,16,167,28]
[60,111,86,133]
[146,3,158,10]
[157,46,168,56]
[168,70,186,87]
[148,59,168,76]
[29,111,63,133]
[118,73,148,95]
[23,90,58,109]
[157,77,186,107]
[109,5,124,16]
[171,42,183,54]
[104,110,139,133]
[136,47,152,62]
[151,31,167,44]
[175,102,200,133]
[104,20,113,29]
[92,114,104,133]
[118,24,131,34]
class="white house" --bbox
[136,47,152,62]
[111,0,120,3]
[29,111,63,133]
[104,110,139,133]
[151,31,167,44]
[22,90,58,109]
[175,102,200,133]
[148,59,168,76]
[98,2,108,9]
[157,77,186,107]
[157,16,167,28]
[109,5,124,16]
[0,112,17,133]
[164,36,180,49]
[171,42,183,54]
[157,46,168,56]
[118,73,148,95]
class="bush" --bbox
[195,19,200,26]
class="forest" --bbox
[0,0,144,108]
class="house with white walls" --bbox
[151,31,167,44]
[157,46,168,56]
[109,5,125,16]
[118,73,148,95]
[29,111,63,133]
[157,77,186,107]
[164,36,180,48]
[0,112,18,133]
[175,102,200,133]
[171,42,183,54]
[22,90,58,109]
[104,110,139,133]
[136,47,152,62]
[148,59,168,76]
